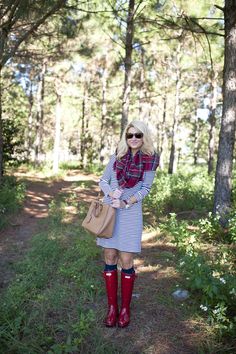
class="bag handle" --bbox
[93,202,103,217]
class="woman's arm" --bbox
[99,155,116,197]
[126,171,156,205]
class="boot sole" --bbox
[105,323,117,327]
[118,322,130,328]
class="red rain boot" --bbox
[103,270,119,327]
[118,271,135,328]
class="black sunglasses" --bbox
[126,133,143,139]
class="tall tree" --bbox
[25,81,34,159]
[213,1,236,224]
[208,72,218,174]
[121,0,135,135]
[53,78,62,174]
[193,115,200,165]
[100,55,108,163]
[168,42,182,174]
[34,59,47,165]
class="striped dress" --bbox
[96,154,156,253]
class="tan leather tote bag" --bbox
[82,199,116,238]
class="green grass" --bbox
[0,192,114,353]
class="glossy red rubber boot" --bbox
[118,271,135,328]
[103,270,119,327]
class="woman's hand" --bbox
[110,189,123,199]
[111,199,126,209]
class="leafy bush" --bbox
[59,161,80,170]
[84,163,104,175]
[0,176,25,229]
[145,168,213,216]
[198,211,236,243]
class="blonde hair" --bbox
[116,120,156,159]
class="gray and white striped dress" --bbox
[96,154,156,253]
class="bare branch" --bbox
[137,15,224,37]
[214,4,224,12]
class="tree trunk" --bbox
[168,48,181,174]
[53,89,62,174]
[25,83,34,159]
[139,47,146,119]
[34,59,46,165]
[193,115,200,165]
[0,69,3,183]
[208,73,218,174]
[213,1,236,224]
[121,0,135,136]
[100,64,108,163]
[81,96,85,166]
[80,83,88,168]
[159,86,168,170]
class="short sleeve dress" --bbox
[96,154,156,253]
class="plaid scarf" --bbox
[114,149,159,189]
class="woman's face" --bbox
[126,127,144,153]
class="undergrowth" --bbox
[0,176,25,230]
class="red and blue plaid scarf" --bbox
[113,149,159,188]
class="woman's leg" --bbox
[119,251,134,270]
[103,248,119,327]
[118,251,136,328]
[104,248,119,266]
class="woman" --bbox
[97,120,159,328]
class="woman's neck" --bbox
[131,148,140,156]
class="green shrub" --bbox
[84,163,104,175]
[0,176,25,229]
[59,161,80,170]
[198,211,236,243]
[159,213,236,340]
[145,168,213,216]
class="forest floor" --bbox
[0,170,211,354]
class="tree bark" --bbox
[213,1,236,224]
[208,73,218,174]
[80,80,88,168]
[100,63,108,163]
[25,83,34,159]
[193,115,200,165]
[139,47,147,119]
[0,69,3,182]
[34,59,46,165]
[159,85,168,170]
[53,87,62,174]
[121,0,135,136]
[168,48,181,174]
[81,95,85,166]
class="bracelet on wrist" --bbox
[123,200,131,209]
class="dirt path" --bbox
[0,172,205,353]
[0,171,98,289]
